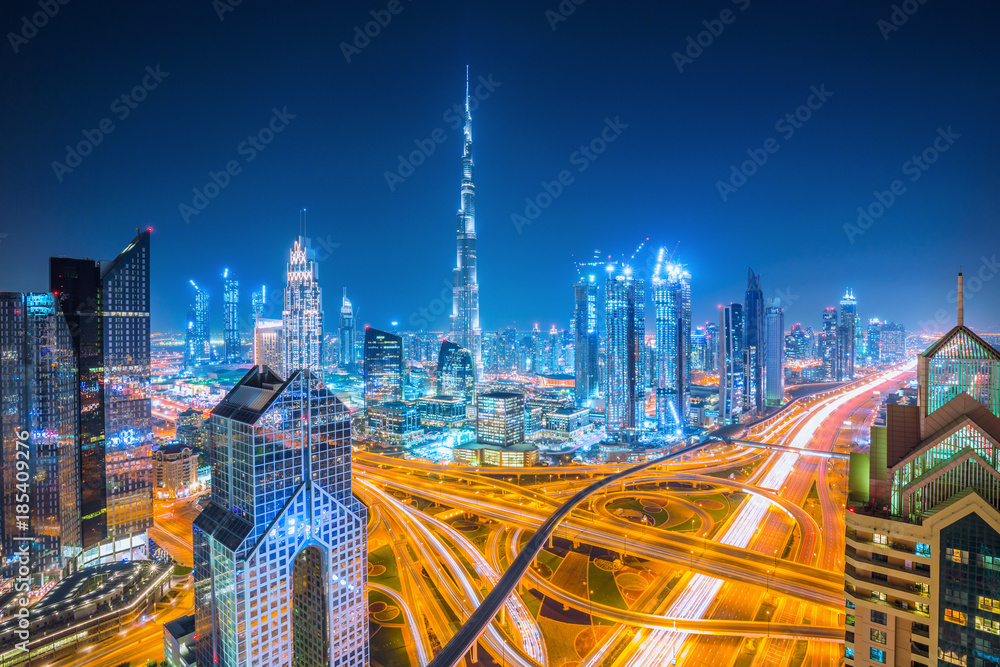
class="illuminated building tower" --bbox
[881,323,906,363]
[476,391,526,446]
[437,340,475,398]
[691,327,706,372]
[719,303,744,425]
[605,266,646,442]
[194,367,368,667]
[283,236,324,375]
[547,325,560,372]
[363,327,404,411]
[223,269,240,363]
[339,288,356,368]
[450,68,482,372]
[844,275,1000,667]
[867,318,882,364]
[821,306,838,381]
[704,322,719,374]
[574,277,599,406]
[253,319,284,377]
[251,285,266,324]
[0,292,81,583]
[652,250,691,434]
[743,268,766,415]
[190,280,211,365]
[764,298,785,407]
[838,289,857,380]
[530,324,543,374]
[784,323,809,362]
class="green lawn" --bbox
[587,562,628,611]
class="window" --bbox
[870,647,886,663]
[946,548,969,564]
[846,598,856,609]
[979,596,1000,613]
[916,542,931,557]
[872,590,886,601]
[845,646,855,659]
[945,608,968,625]
[846,614,855,626]
[870,629,887,644]
[873,533,888,545]
[981,555,1000,572]
[871,610,887,625]
[976,616,1000,635]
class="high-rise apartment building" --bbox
[547,325,560,372]
[881,323,907,363]
[838,289,857,380]
[867,318,882,364]
[476,391,526,446]
[845,277,1000,667]
[605,267,645,441]
[0,292,81,584]
[251,285,266,324]
[190,280,211,365]
[530,324,543,374]
[785,323,811,362]
[704,322,719,374]
[450,69,482,371]
[223,269,239,363]
[764,298,785,407]
[652,251,691,434]
[719,303,744,425]
[822,306,838,381]
[283,236,324,375]
[363,327,404,411]
[339,288,356,368]
[574,277,599,406]
[743,268,766,416]
[194,367,368,667]
[253,318,284,377]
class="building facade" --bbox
[253,318,284,377]
[153,444,200,499]
[190,280,211,365]
[822,306,838,381]
[839,289,858,380]
[194,367,368,667]
[363,327,404,411]
[652,252,691,435]
[605,268,646,441]
[719,303,744,425]
[339,288,356,368]
[283,236,324,375]
[744,268,766,415]
[765,298,785,407]
[223,269,240,363]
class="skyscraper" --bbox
[339,288,356,368]
[194,367,368,667]
[719,303,744,425]
[605,266,645,441]
[283,236,324,375]
[573,277,599,406]
[744,268,766,415]
[253,318,284,377]
[866,317,882,364]
[476,391,526,446]
[223,268,240,363]
[704,322,719,374]
[0,292,81,584]
[190,280,211,365]
[251,285,266,324]
[821,306,838,381]
[363,327,404,411]
[764,298,785,407]
[547,325,560,372]
[450,68,482,372]
[652,250,691,434]
[881,322,906,362]
[838,288,857,380]
[530,324,543,374]
[437,340,475,398]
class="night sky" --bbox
[1,0,998,335]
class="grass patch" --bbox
[173,565,192,576]
[588,562,628,611]
[368,545,401,592]
[369,624,412,667]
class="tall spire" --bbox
[958,271,964,326]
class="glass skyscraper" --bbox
[744,268,766,415]
[764,298,785,407]
[190,280,211,365]
[437,340,475,399]
[652,250,690,435]
[573,277,599,406]
[0,292,81,584]
[283,236,324,375]
[223,268,240,363]
[193,367,368,667]
[821,306,838,381]
[339,287,356,368]
[838,288,857,380]
[719,303,744,425]
[363,327,404,411]
[605,267,645,441]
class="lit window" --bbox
[916,542,930,557]
[845,646,855,659]
[870,629,887,644]
[945,608,968,625]
[976,616,1000,635]
[873,533,888,545]
[870,647,886,663]
[979,597,1000,613]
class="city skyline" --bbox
[2,1,998,334]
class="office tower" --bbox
[764,298,785,406]
[363,327,404,411]
[517,335,531,373]
[184,314,197,370]
[838,289,857,380]
[498,327,518,375]
[844,276,1000,667]
[476,391,526,446]
[450,69,482,372]
[605,266,646,441]
[190,280,211,365]
[223,269,240,363]
[547,325,560,372]
[691,327,706,372]
[437,340,475,398]
[821,307,838,381]
[251,285,266,324]
[574,277,599,406]
[194,367,368,667]
[530,324,543,374]
[283,236,324,375]
[784,323,810,362]
[49,257,105,548]
[0,292,81,583]
[719,303,744,425]
[881,323,906,363]
[704,322,719,374]
[339,288,356,368]
[744,268,766,415]
[867,318,882,364]
[253,319,284,377]
[652,251,691,434]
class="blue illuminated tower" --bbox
[605,264,646,442]
[223,268,240,363]
[652,248,691,434]
[190,280,211,365]
[573,276,599,406]
[720,303,744,425]
[744,268,765,415]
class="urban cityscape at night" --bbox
[2,2,1000,666]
